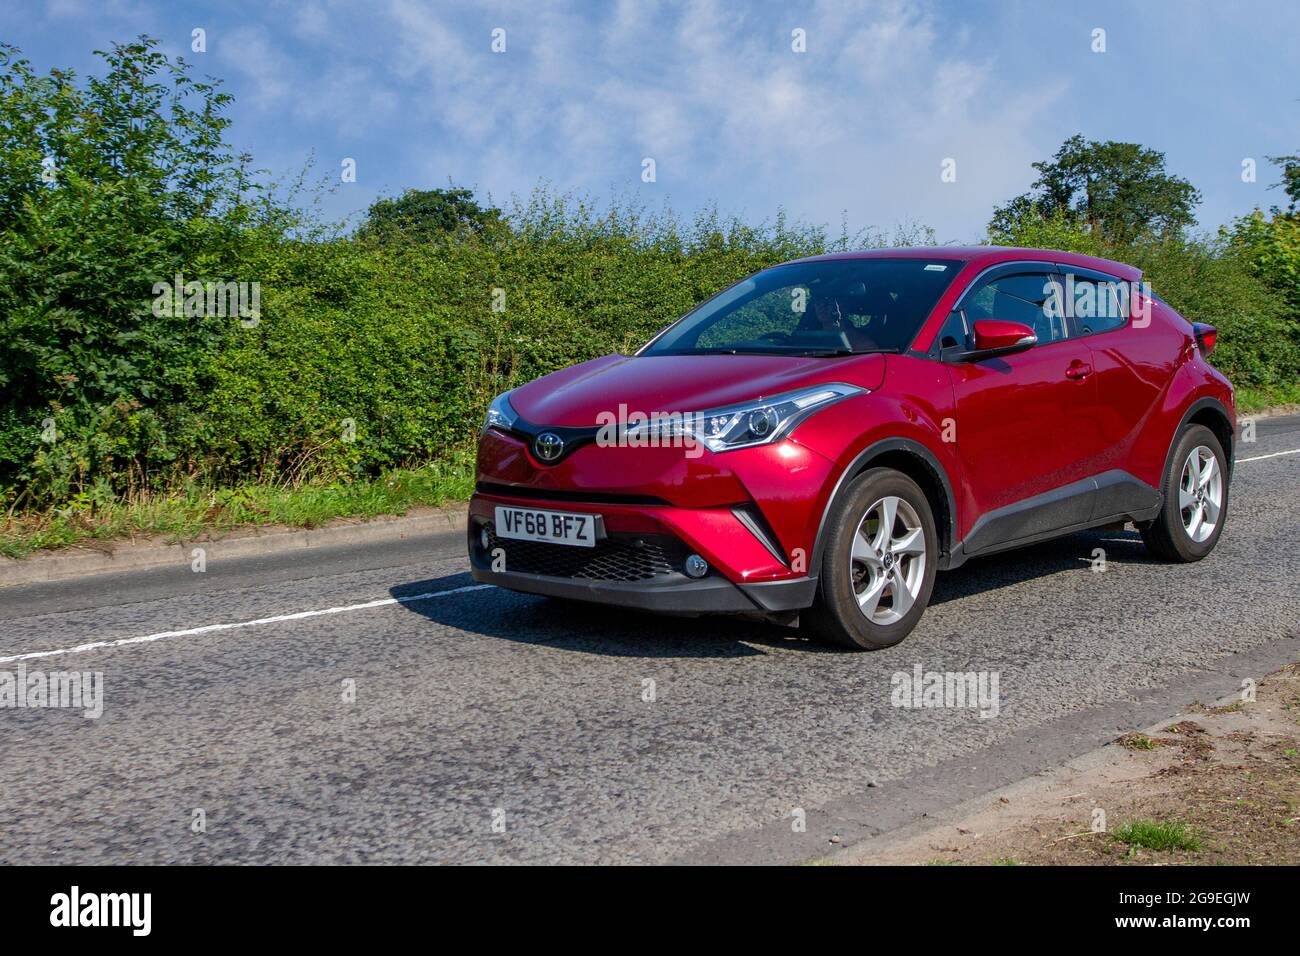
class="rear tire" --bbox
[806,468,938,650]
[1140,424,1228,562]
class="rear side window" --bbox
[965,272,1067,344]
[1062,275,1127,336]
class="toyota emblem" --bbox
[534,432,564,463]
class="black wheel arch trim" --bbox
[809,437,958,578]
[1164,396,1236,483]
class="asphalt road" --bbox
[2,416,1298,865]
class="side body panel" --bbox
[945,337,1104,527]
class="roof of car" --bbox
[787,246,1142,281]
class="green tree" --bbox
[0,37,269,504]
[990,134,1201,244]
[358,186,505,242]
[1264,152,1299,214]
[1229,155,1300,324]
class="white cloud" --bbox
[20,0,1067,238]
[367,0,1066,238]
[7,0,1291,238]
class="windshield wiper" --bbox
[795,348,891,357]
[679,348,790,356]
[650,347,889,357]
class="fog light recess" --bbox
[684,554,709,578]
[480,527,491,550]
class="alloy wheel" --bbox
[850,495,927,625]
[1179,444,1223,544]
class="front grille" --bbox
[481,523,687,582]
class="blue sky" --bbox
[3,0,1296,240]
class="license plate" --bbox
[494,506,598,548]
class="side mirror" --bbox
[949,320,1037,361]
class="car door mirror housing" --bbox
[974,319,1037,352]
[948,320,1038,361]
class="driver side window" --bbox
[968,272,1066,345]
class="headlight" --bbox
[482,392,518,435]
[628,383,863,453]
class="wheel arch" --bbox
[809,438,958,577]
[1168,396,1235,483]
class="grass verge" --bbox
[1237,382,1300,413]
[0,455,475,560]
[1111,819,1203,852]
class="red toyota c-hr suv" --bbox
[470,247,1235,649]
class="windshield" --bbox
[642,258,964,357]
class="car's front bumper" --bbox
[469,562,816,614]
[467,492,817,615]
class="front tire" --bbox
[806,468,938,650]
[1141,423,1228,562]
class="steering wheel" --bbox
[757,331,791,344]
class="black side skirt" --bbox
[943,469,1162,569]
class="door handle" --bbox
[1065,362,1093,381]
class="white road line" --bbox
[0,584,491,665]
[1237,448,1300,463]
[4,446,1299,667]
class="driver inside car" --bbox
[798,289,878,350]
